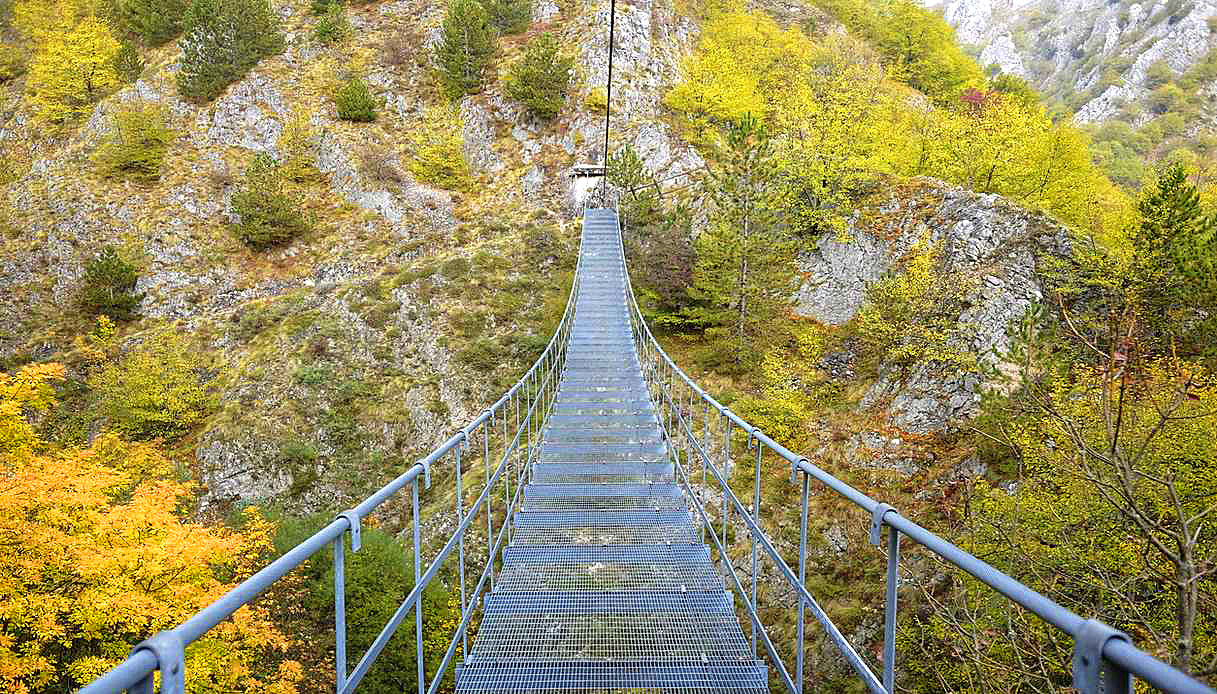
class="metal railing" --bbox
[79,249,583,694]
[616,212,1215,694]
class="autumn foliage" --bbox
[0,364,301,694]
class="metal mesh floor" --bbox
[456,209,767,693]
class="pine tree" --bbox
[436,0,495,100]
[483,0,531,34]
[691,115,798,366]
[79,245,142,321]
[1131,163,1217,354]
[104,0,191,46]
[176,0,284,103]
[504,33,572,120]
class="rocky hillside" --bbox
[0,0,1094,543]
[924,0,1217,120]
[0,0,717,515]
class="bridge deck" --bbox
[455,209,767,693]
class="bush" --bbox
[1148,83,1185,114]
[503,33,572,120]
[271,515,459,694]
[436,0,495,99]
[313,2,349,44]
[357,144,402,183]
[277,106,323,183]
[90,328,213,440]
[113,41,145,82]
[104,0,191,45]
[484,0,532,33]
[381,32,419,68]
[80,245,142,321]
[405,104,471,189]
[0,43,26,83]
[92,103,173,183]
[177,0,284,103]
[230,154,311,249]
[335,77,377,122]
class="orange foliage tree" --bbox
[0,363,302,694]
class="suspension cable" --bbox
[600,0,617,205]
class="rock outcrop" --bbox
[797,178,1071,433]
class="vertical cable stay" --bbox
[601,0,617,205]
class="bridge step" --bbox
[522,483,687,510]
[531,462,674,484]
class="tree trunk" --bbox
[1176,555,1197,672]
[736,191,750,360]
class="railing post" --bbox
[870,503,898,693]
[129,631,185,694]
[796,468,809,694]
[483,415,494,592]
[455,443,468,659]
[721,418,733,562]
[412,481,424,694]
[749,432,763,657]
[334,536,347,693]
[1073,620,1133,694]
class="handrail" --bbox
[79,230,585,694]
[616,208,1214,694]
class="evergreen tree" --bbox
[335,77,377,121]
[483,0,531,34]
[436,0,495,100]
[104,0,191,46]
[1131,163,1217,355]
[176,0,284,103]
[230,154,311,249]
[503,33,571,120]
[691,115,798,366]
[79,245,142,321]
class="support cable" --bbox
[601,0,617,205]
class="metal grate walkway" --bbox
[456,209,768,693]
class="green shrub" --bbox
[104,0,191,45]
[177,0,284,103]
[92,103,173,183]
[436,0,495,99]
[230,154,311,249]
[313,2,349,44]
[90,328,213,440]
[406,104,471,189]
[113,41,145,82]
[271,515,459,694]
[503,33,572,120]
[484,0,532,33]
[80,245,142,321]
[335,77,377,122]
[1148,83,1185,114]
[0,43,27,83]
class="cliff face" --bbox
[923,0,1217,123]
[797,178,1070,435]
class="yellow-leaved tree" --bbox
[893,93,1133,239]
[776,35,897,238]
[0,363,302,694]
[25,15,120,124]
[664,10,812,138]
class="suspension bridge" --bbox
[77,207,1215,694]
